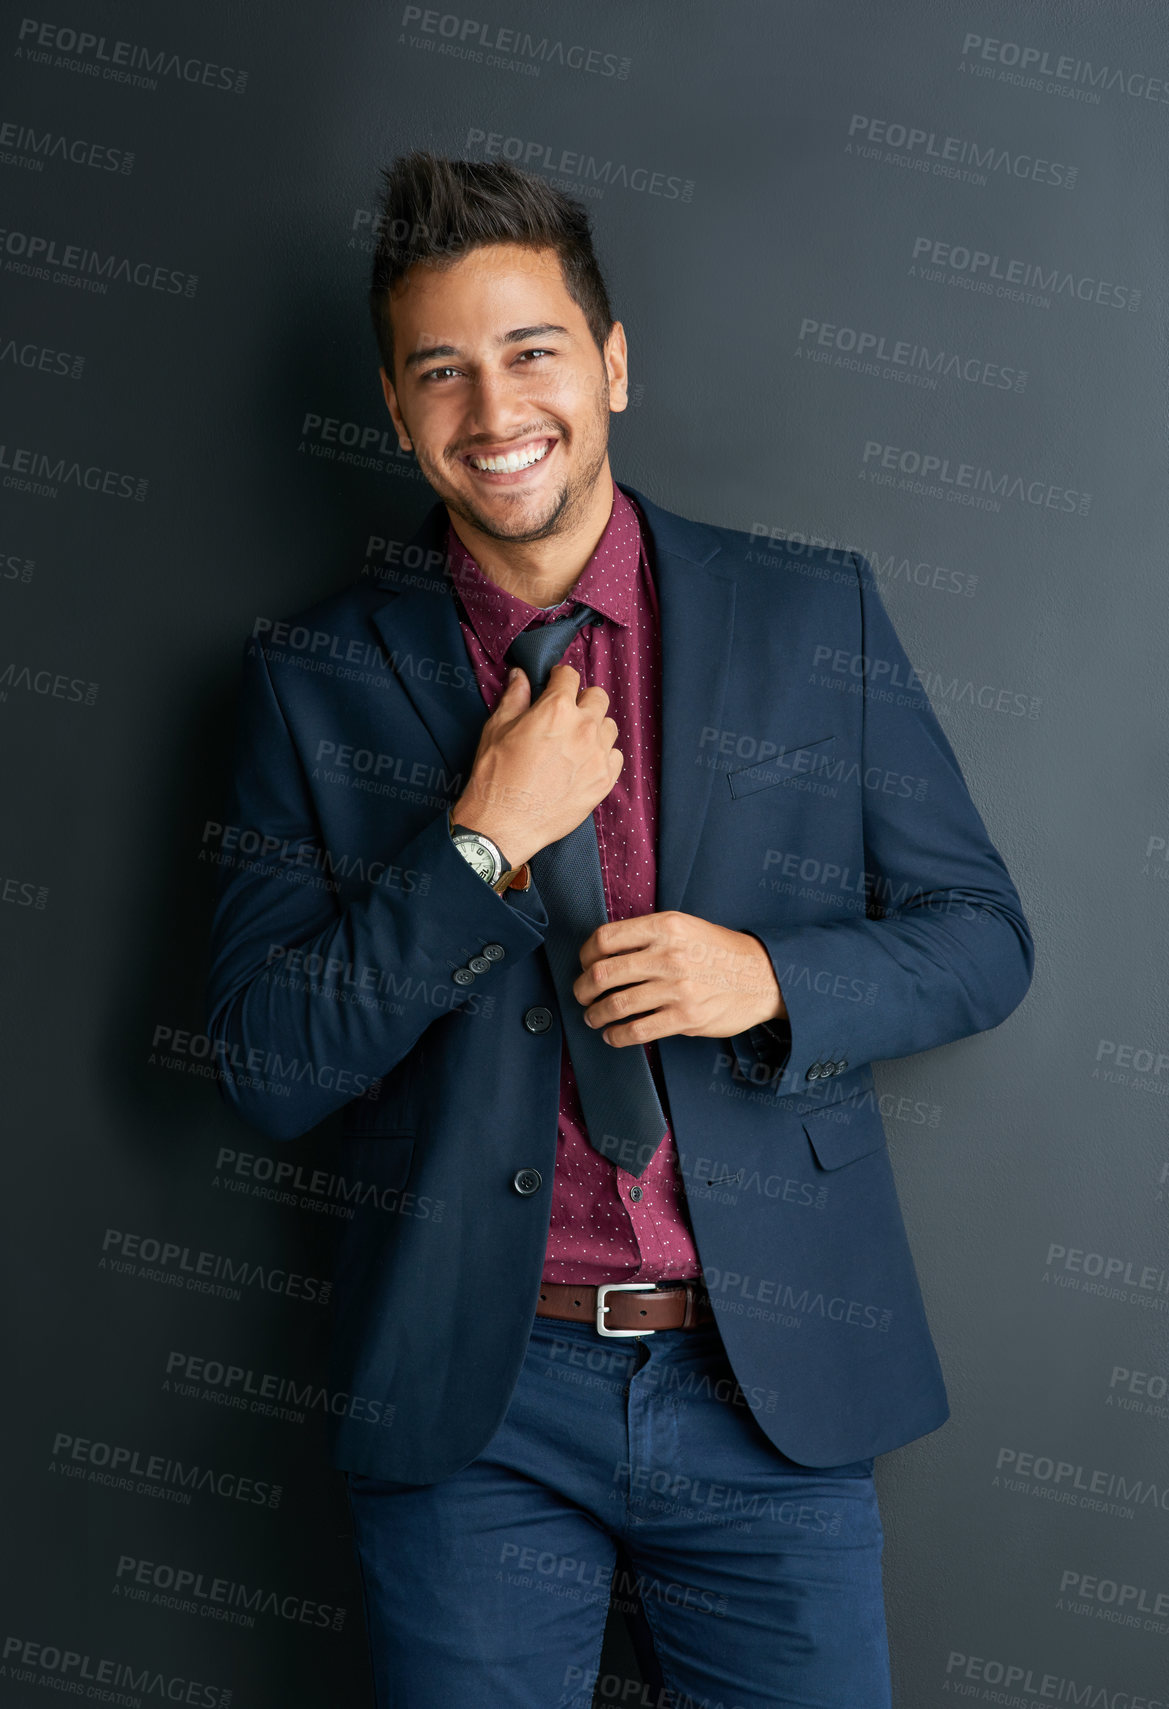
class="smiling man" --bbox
[206,151,1034,1708]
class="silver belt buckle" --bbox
[596,1282,661,1337]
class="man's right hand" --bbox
[449,664,623,869]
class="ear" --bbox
[604,321,629,415]
[380,365,413,452]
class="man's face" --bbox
[379,242,627,543]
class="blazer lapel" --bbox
[620,483,735,915]
[366,505,487,795]
[365,482,736,915]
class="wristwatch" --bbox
[447,808,529,895]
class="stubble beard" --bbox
[407,383,611,546]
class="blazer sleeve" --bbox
[726,551,1034,1096]
[204,638,549,1140]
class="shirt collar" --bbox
[443,479,642,666]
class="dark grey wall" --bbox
[2,2,1166,1704]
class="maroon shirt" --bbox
[445,481,702,1284]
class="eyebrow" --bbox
[402,324,572,374]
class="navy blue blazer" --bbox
[205,481,1034,1480]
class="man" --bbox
[206,151,1034,1708]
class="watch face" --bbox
[455,835,499,882]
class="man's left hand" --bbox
[571,911,787,1046]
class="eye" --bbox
[421,366,462,384]
[515,348,554,363]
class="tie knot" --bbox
[505,603,599,695]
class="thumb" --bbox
[494,665,530,716]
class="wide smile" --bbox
[459,435,559,484]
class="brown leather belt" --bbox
[536,1279,715,1337]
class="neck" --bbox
[446,466,617,607]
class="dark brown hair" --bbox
[367,150,615,381]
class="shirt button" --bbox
[468,955,491,974]
[629,1185,644,1202]
[523,1006,553,1034]
[512,1168,542,1196]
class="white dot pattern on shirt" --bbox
[444,483,703,1285]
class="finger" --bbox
[544,662,582,694]
[595,999,677,1048]
[576,913,655,973]
[574,970,666,1018]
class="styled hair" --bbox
[367,150,615,381]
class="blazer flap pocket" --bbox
[727,734,837,799]
[802,1107,887,1171]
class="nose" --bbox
[462,367,541,445]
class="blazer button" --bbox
[482,943,505,961]
[806,1062,822,1080]
[512,1168,542,1196]
[523,1006,553,1034]
[468,955,491,974]
[453,967,475,985]
[837,1058,848,1072]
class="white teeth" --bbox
[468,440,552,473]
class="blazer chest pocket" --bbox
[341,1042,424,1139]
[726,734,837,799]
[801,1106,887,1171]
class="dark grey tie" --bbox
[505,604,668,1178]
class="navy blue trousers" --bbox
[345,1312,892,1708]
